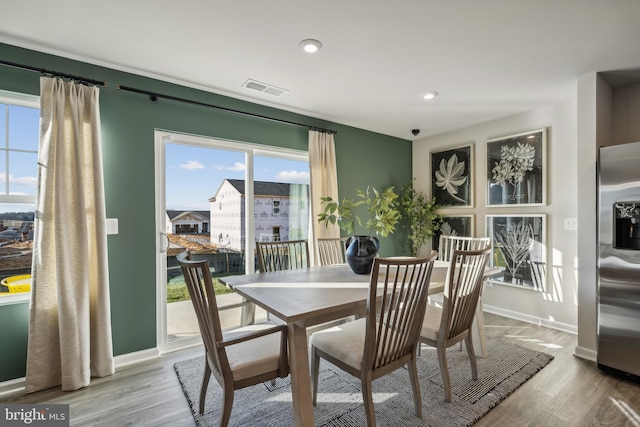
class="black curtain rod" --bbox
[0,59,336,133]
[117,84,337,135]
[0,59,107,87]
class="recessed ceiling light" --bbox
[299,39,322,53]
[423,91,439,100]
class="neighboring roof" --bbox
[214,179,309,199]
[17,222,32,233]
[166,210,210,221]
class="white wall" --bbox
[413,98,579,334]
[612,81,640,145]
[575,73,610,361]
[575,76,640,361]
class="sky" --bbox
[165,143,310,211]
[0,104,38,214]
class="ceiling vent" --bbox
[242,79,288,97]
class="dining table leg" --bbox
[240,299,255,326]
[287,321,314,427]
[471,293,488,358]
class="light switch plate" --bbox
[564,217,577,231]
[106,218,119,235]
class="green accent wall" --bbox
[0,43,412,382]
[0,302,29,381]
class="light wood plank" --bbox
[3,313,640,426]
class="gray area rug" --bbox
[174,338,553,426]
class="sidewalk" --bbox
[167,293,267,339]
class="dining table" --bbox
[219,260,498,427]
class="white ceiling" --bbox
[3,1,640,140]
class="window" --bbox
[157,130,311,350]
[0,90,39,300]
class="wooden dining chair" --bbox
[316,237,347,266]
[528,259,546,290]
[256,239,310,272]
[436,235,492,353]
[438,235,491,262]
[310,253,437,426]
[419,246,491,402]
[176,251,290,426]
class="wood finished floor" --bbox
[3,312,640,426]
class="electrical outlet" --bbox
[564,217,577,231]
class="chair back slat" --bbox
[316,237,347,266]
[441,247,492,340]
[528,260,546,290]
[438,236,491,262]
[364,253,437,371]
[256,240,310,272]
[176,251,229,380]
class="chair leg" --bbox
[220,383,234,427]
[407,355,423,418]
[437,344,452,403]
[361,374,377,427]
[311,346,320,406]
[465,335,478,380]
[199,361,212,414]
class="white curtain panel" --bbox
[26,77,114,392]
[308,130,340,240]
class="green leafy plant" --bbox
[317,186,400,237]
[399,182,443,256]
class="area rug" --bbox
[174,338,553,426]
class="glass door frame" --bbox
[154,130,310,354]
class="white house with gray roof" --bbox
[209,179,309,252]
[165,210,210,234]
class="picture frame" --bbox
[486,128,546,206]
[485,214,546,291]
[432,215,475,252]
[431,144,473,207]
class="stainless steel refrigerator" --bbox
[597,141,640,378]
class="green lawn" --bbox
[167,274,233,303]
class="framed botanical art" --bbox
[486,214,546,291]
[486,128,546,206]
[431,215,475,252]
[431,144,473,207]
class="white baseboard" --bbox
[483,305,600,363]
[0,347,161,399]
[0,377,26,400]
[483,304,577,335]
[573,345,598,362]
[113,347,160,368]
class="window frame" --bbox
[0,89,39,305]
[154,129,312,353]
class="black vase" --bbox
[345,235,380,274]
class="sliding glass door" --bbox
[155,131,310,353]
